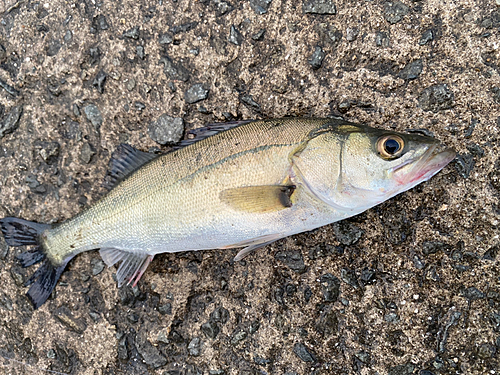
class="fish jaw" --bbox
[393,144,456,191]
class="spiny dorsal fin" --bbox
[107,144,158,189]
[173,120,253,150]
[220,185,296,213]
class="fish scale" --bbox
[44,118,331,260]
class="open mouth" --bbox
[394,144,456,187]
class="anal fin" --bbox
[99,248,154,287]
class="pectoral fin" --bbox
[220,185,296,213]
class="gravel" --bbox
[274,250,306,273]
[0,105,23,138]
[388,363,415,375]
[293,343,317,362]
[79,142,96,164]
[91,258,105,276]
[418,84,454,112]
[158,302,172,315]
[461,286,485,301]
[54,306,87,334]
[249,0,273,14]
[83,103,103,130]
[453,153,475,178]
[46,39,62,56]
[34,141,60,164]
[184,83,210,104]
[64,30,73,42]
[160,55,190,82]
[320,273,341,302]
[213,0,234,16]
[240,94,260,111]
[383,1,410,24]
[0,236,7,260]
[398,59,423,80]
[309,46,326,69]
[148,114,184,145]
[375,31,390,47]
[188,337,202,356]
[169,21,198,35]
[419,29,434,45]
[136,46,145,60]
[228,25,244,45]
[332,221,364,245]
[159,33,173,45]
[345,27,359,42]
[0,78,19,97]
[135,334,167,368]
[303,0,336,14]
[230,329,247,345]
[92,70,107,94]
[478,343,496,359]
[123,26,140,39]
[315,307,338,336]
[201,321,220,339]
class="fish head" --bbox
[295,123,456,213]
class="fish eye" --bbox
[377,135,405,159]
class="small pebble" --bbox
[127,78,136,91]
[0,105,23,138]
[303,0,336,15]
[252,29,266,41]
[83,104,103,130]
[249,0,273,14]
[399,59,423,80]
[309,46,325,70]
[320,273,341,302]
[345,27,359,42]
[136,45,145,59]
[201,321,220,339]
[384,1,409,24]
[188,337,202,356]
[419,29,434,45]
[148,114,184,145]
[159,33,173,44]
[229,25,243,45]
[293,343,317,362]
[123,26,140,39]
[375,31,390,47]
[418,84,454,112]
[184,83,209,104]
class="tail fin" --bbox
[0,217,71,309]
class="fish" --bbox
[0,117,455,309]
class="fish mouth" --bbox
[393,143,456,188]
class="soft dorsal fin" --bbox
[107,144,158,188]
[173,120,253,150]
[220,185,296,213]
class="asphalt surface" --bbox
[0,0,499,374]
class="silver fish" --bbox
[0,118,455,308]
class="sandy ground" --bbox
[0,0,499,374]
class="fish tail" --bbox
[0,217,72,309]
